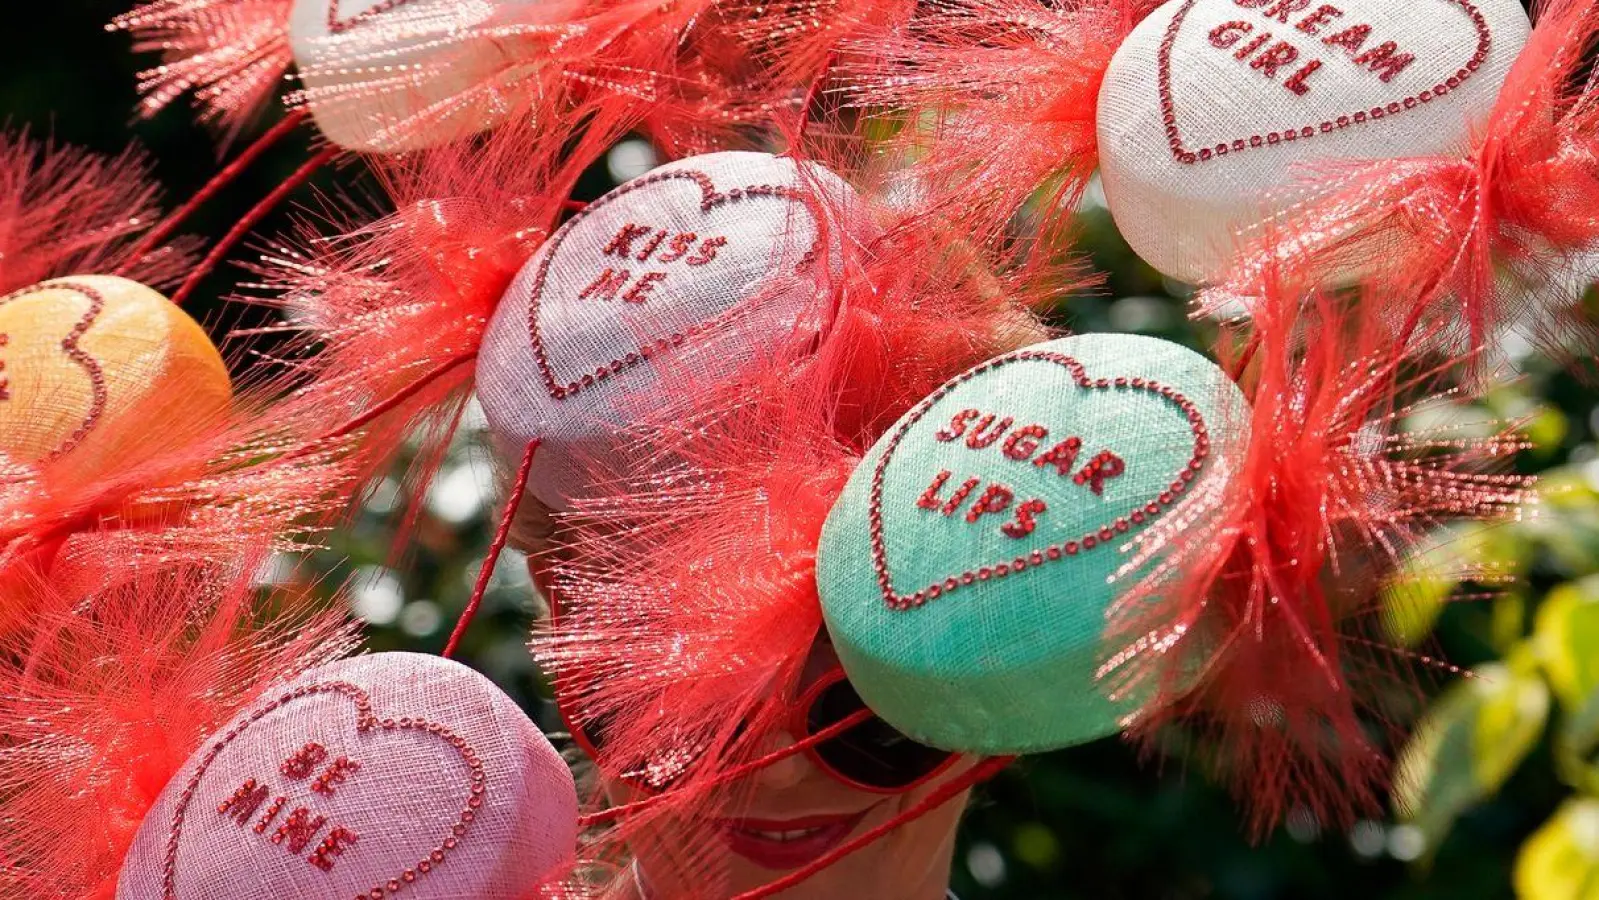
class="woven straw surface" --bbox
[1097,0,1528,284]
[477,150,851,509]
[0,275,230,469]
[117,652,577,900]
[817,334,1249,754]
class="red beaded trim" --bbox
[1157,0,1492,165]
[162,681,488,900]
[0,280,108,461]
[326,0,416,35]
[867,352,1211,611]
[524,167,823,401]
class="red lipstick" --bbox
[717,812,869,870]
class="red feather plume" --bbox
[110,0,294,137]
[847,0,1160,245]
[1102,254,1535,836]
[0,131,195,293]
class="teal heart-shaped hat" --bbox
[816,332,1250,754]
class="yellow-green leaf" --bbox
[1395,660,1550,852]
[1515,799,1599,899]
[1384,524,1528,647]
[1534,577,1599,754]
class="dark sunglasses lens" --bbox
[807,679,951,789]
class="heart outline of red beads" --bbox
[162,681,488,900]
[325,0,416,34]
[867,351,1211,611]
[0,280,107,461]
[524,167,823,401]
[1157,0,1493,165]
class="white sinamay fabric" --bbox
[117,653,577,900]
[289,0,554,151]
[476,150,854,510]
[1097,0,1530,285]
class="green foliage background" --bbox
[15,3,1599,897]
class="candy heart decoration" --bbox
[477,151,855,509]
[0,275,230,471]
[816,334,1250,753]
[289,0,559,151]
[117,653,578,900]
[1097,0,1530,284]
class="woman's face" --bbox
[607,641,975,900]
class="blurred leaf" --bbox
[1534,577,1599,756]
[1384,523,1530,647]
[1526,471,1599,575]
[1011,822,1060,871]
[1396,658,1550,853]
[1515,799,1599,900]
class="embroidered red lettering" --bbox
[634,229,669,261]
[281,742,329,779]
[311,757,361,797]
[623,271,668,304]
[918,470,954,510]
[941,476,981,517]
[1322,23,1371,53]
[1295,4,1342,34]
[1249,41,1300,78]
[271,808,328,855]
[1075,451,1127,496]
[217,779,271,826]
[602,223,653,258]
[964,483,1014,524]
[655,232,698,263]
[1001,499,1048,539]
[579,268,632,301]
[1261,0,1311,23]
[1003,424,1048,461]
[1033,438,1083,476]
[254,796,288,834]
[684,236,727,266]
[1209,20,1254,48]
[0,334,9,402]
[1234,30,1272,60]
[308,827,360,873]
[935,409,981,442]
[1283,59,1322,94]
[1352,41,1415,82]
[964,414,1014,449]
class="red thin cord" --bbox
[170,145,341,306]
[791,51,838,151]
[730,756,1016,900]
[278,352,477,465]
[1227,331,1261,382]
[120,110,312,274]
[576,707,877,829]
[443,438,539,658]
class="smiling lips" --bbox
[717,811,870,870]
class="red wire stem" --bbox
[120,110,312,274]
[277,352,477,466]
[170,144,340,306]
[443,438,539,658]
[576,707,877,829]
[730,756,1016,900]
